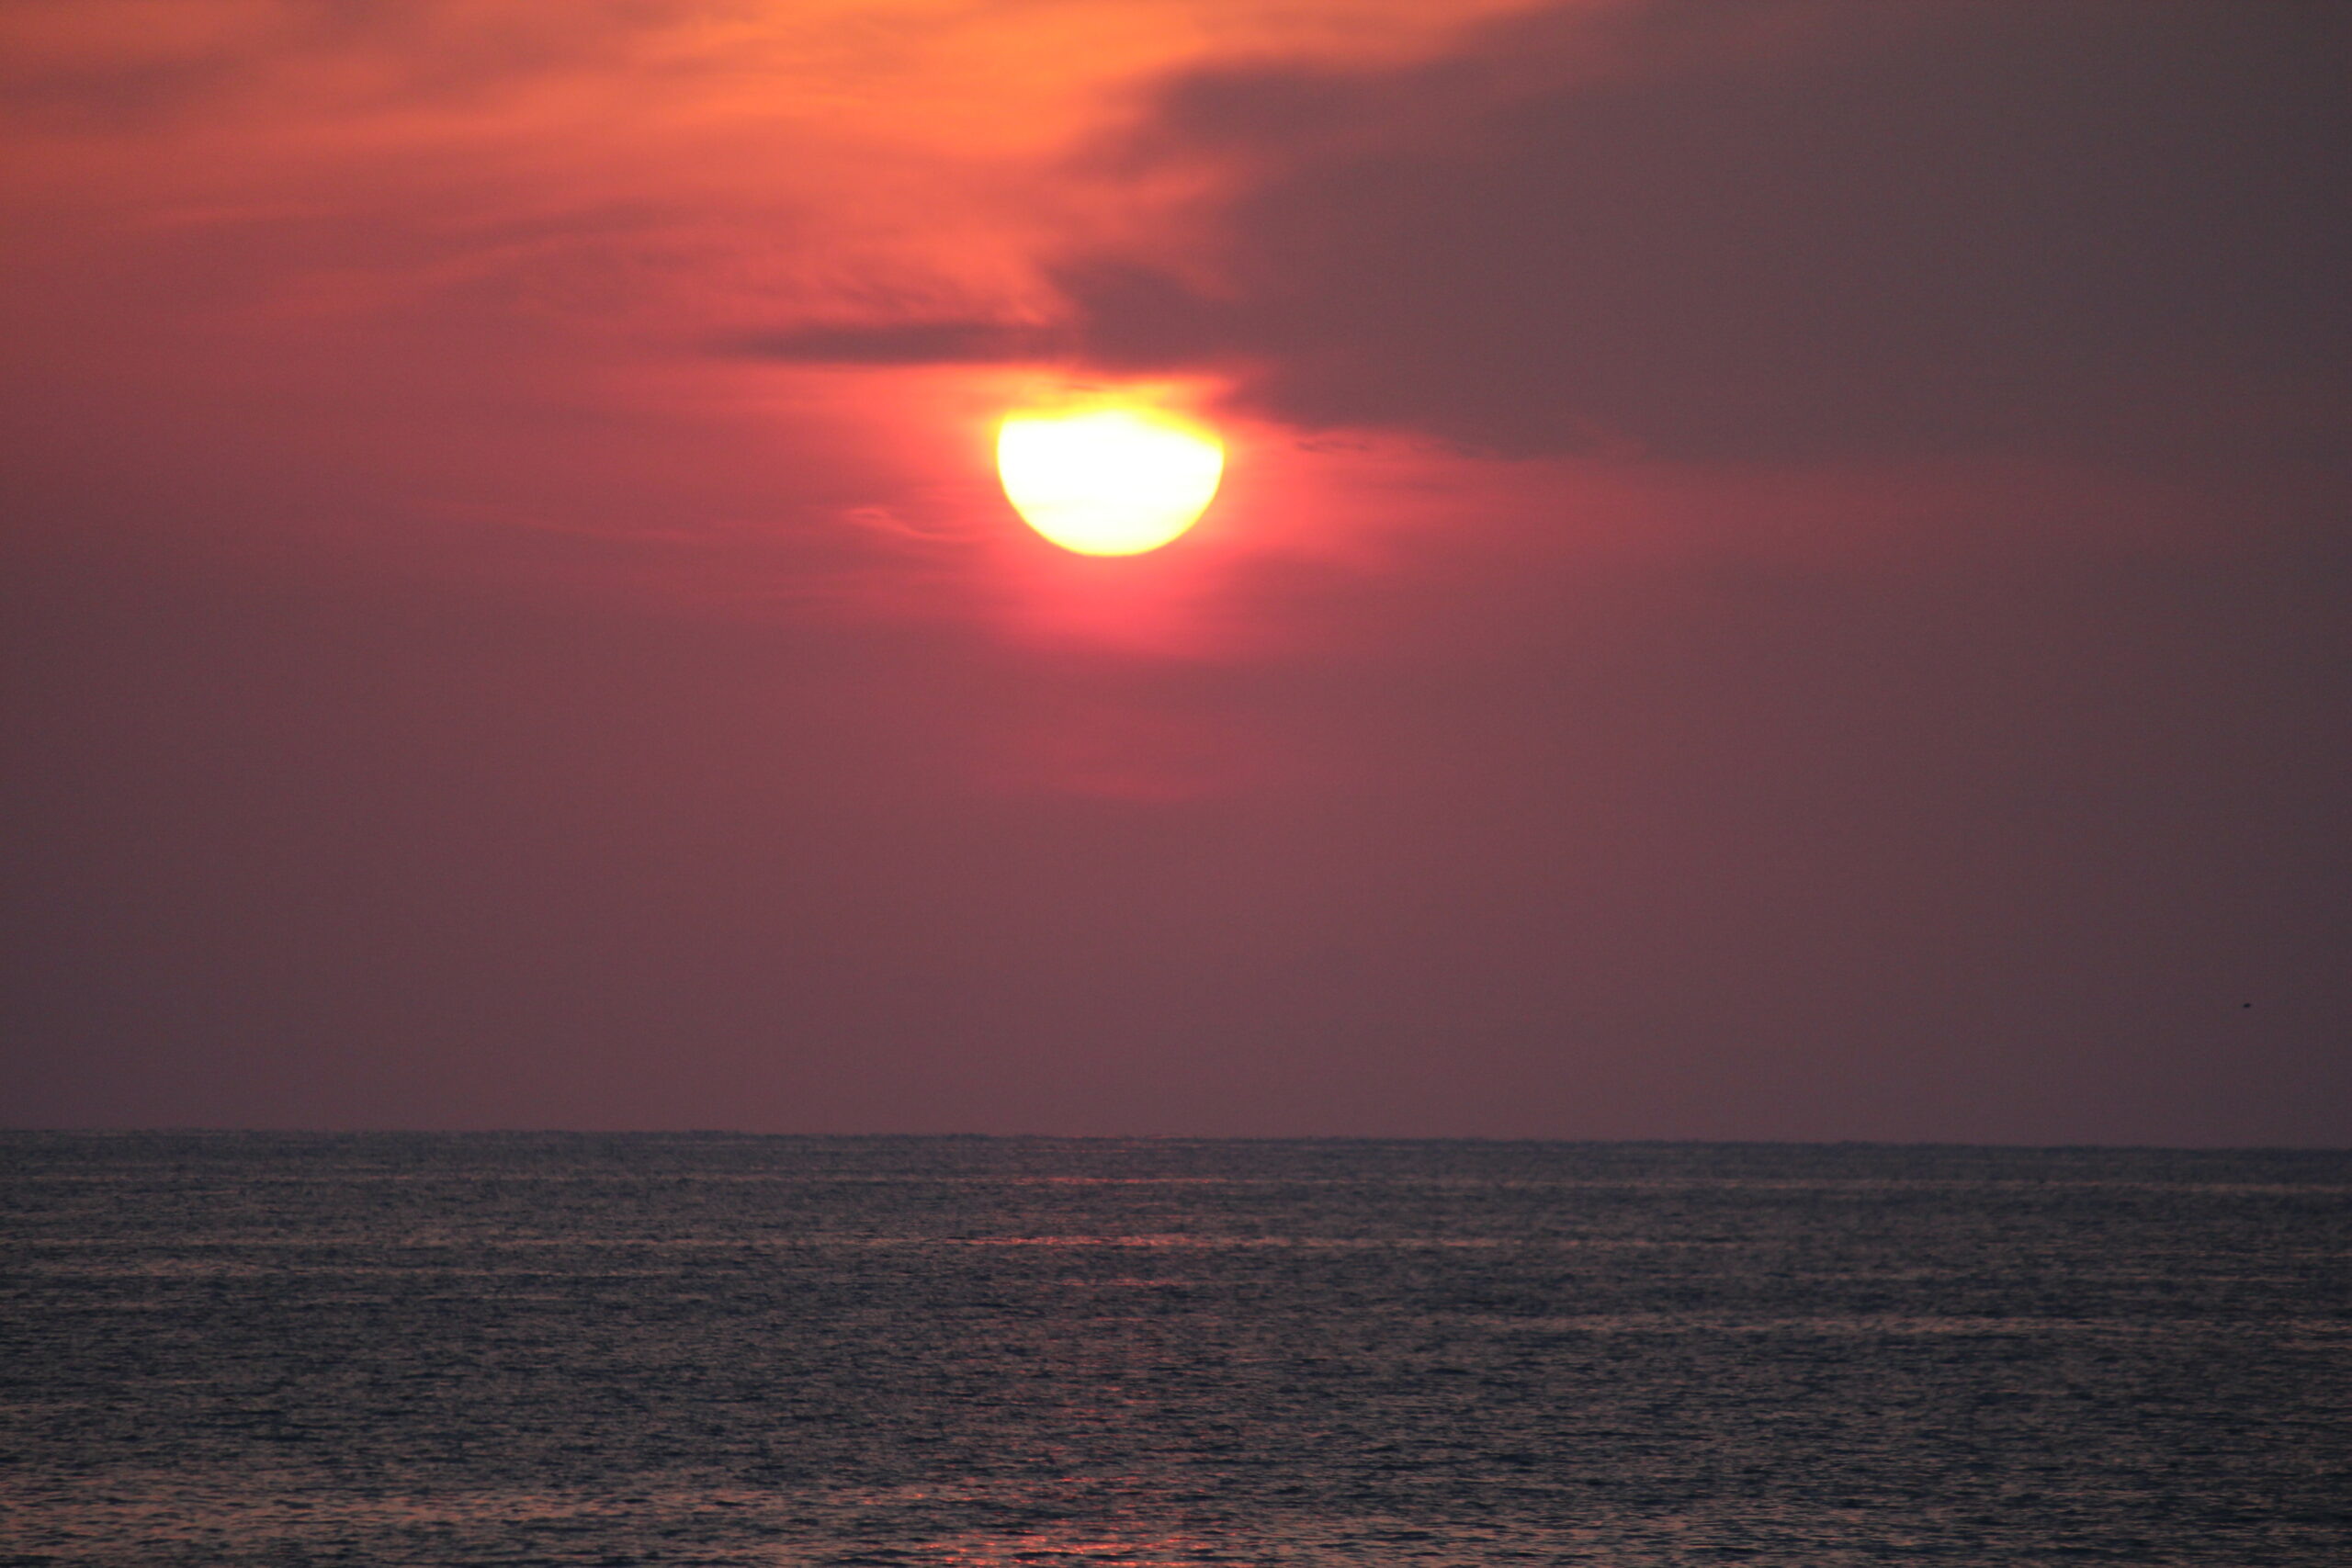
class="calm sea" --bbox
[2,1135,2346,1566]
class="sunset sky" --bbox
[4,0,2346,1141]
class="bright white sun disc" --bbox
[997,409,1224,556]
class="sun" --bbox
[997,407,1224,556]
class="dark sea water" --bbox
[1,1136,2346,1566]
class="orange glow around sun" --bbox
[997,406,1226,556]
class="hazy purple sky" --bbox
[4,0,2346,1140]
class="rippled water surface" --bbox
[3,1135,2346,1565]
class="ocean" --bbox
[2,1134,2346,1565]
